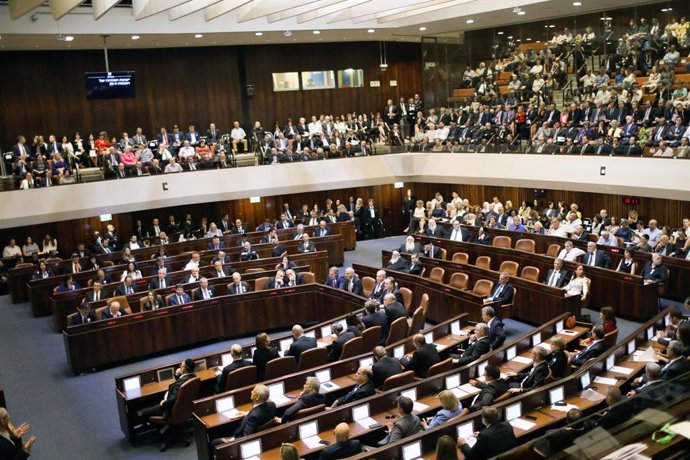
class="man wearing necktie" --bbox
[484,272,513,306]
[194,278,215,301]
[545,259,570,288]
[170,284,191,306]
[505,347,549,394]
[330,367,375,407]
[117,276,136,296]
[449,221,464,242]
[324,267,340,289]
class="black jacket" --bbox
[403,343,441,378]
[372,356,404,389]
[280,392,326,423]
[459,421,517,460]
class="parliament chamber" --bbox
[1,0,690,459]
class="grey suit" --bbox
[377,413,423,445]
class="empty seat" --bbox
[298,347,328,371]
[301,272,316,284]
[520,266,540,282]
[385,317,409,346]
[475,256,491,270]
[417,293,429,316]
[439,248,447,260]
[451,252,469,264]
[604,328,619,349]
[381,370,415,391]
[498,260,519,277]
[264,356,297,381]
[407,307,426,336]
[361,326,382,351]
[492,236,511,248]
[253,276,269,291]
[427,358,453,378]
[515,239,535,253]
[224,365,257,392]
[399,287,413,316]
[362,276,375,298]
[244,268,264,274]
[292,404,325,421]
[545,243,561,258]
[428,267,445,283]
[339,336,364,360]
[449,272,469,290]
[472,279,494,297]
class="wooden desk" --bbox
[381,250,580,325]
[8,221,355,304]
[63,284,361,375]
[412,235,659,321]
[52,250,329,331]
[352,263,492,324]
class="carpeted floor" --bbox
[0,234,663,459]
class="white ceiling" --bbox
[0,0,664,50]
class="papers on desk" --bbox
[434,343,447,352]
[221,409,240,419]
[632,347,658,363]
[465,436,477,448]
[272,394,291,406]
[511,356,533,365]
[302,435,323,450]
[580,388,606,402]
[458,383,481,395]
[412,401,429,412]
[609,365,634,375]
[669,421,690,440]
[317,341,329,348]
[356,416,378,429]
[601,442,649,460]
[593,376,618,386]
[509,418,536,431]
[550,403,579,413]
[560,329,578,336]
[321,381,340,392]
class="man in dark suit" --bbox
[331,367,375,407]
[193,278,215,301]
[297,233,317,253]
[284,269,304,287]
[506,346,550,393]
[168,284,192,306]
[466,364,508,413]
[227,272,251,295]
[70,303,97,326]
[481,306,506,350]
[425,220,445,238]
[422,241,442,259]
[324,266,340,288]
[139,359,197,420]
[406,253,424,275]
[215,344,252,393]
[372,346,403,389]
[382,293,406,326]
[207,236,225,251]
[571,326,607,367]
[368,270,387,303]
[338,267,364,296]
[328,323,356,362]
[239,241,258,261]
[382,277,404,304]
[102,300,127,319]
[582,241,612,268]
[660,341,690,381]
[384,98,401,127]
[446,220,473,242]
[285,325,317,363]
[265,270,286,290]
[451,323,491,366]
[362,301,389,343]
[231,219,249,235]
[384,250,409,271]
[544,259,571,288]
[216,384,277,443]
[275,213,294,229]
[484,272,514,307]
[596,387,633,429]
[115,276,136,296]
[458,407,517,460]
[313,220,331,237]
[318,423,362,460]
[212,250,231,265]
[85,280,105,303]
[640,253,669,283]
[627,362,663,397]
[149,269,172,291]
[401,334,441,378]
[279,377,326,423]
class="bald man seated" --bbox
[284,324,317,363]
[215,384,277,444]
[215,344,252,393]
[318,423,363,460]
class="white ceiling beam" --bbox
[50,0,85,20]
[328,0,431,23]
[236,0,323,22]
[132,0,193,20]
[168,0,222,20]
[351,0,462,24]
[266,0,349,23]
[9,0,45,19]
[92,0,121,19]
[368,0,470,23]
[296,0,369,24]
[203,0,251,21]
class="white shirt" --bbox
[231,127,247,140]
[178,146,195,158]
[557,247,585,261]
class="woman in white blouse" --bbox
[41,234,58,255]
[121,262,143,281]
[564,264,590,302]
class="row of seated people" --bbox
[402,190,690,260]
[275,308,689,459]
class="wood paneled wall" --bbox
[2,183,687,256]
[0,41,421,150]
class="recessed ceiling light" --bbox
[368,29,375,33]
[255,32,263,36]
[419,26,427,31]
[64,36,74,42]
[194,34,203,38]
[507,35,513,39]
[526,37,532,41]
[661,7,672,12]
[497,31,504,35]
[313,30,320,35]
[517,11,525,15]
[572,1,581,5]
[466,19,474,24]
[131,35,140,40]
[516,39,521,42]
